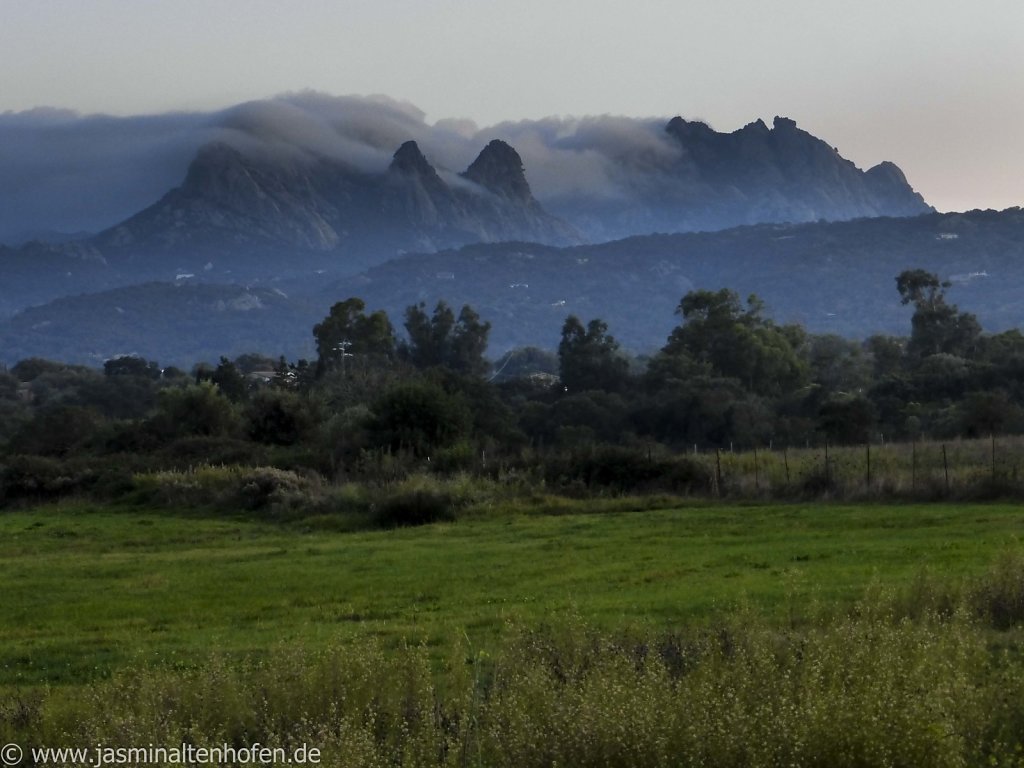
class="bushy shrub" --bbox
[133,465,320,513]
[370,473,485,527]
[245,389,314,445]
[543,446,711,494]
[156,436,266,467]
[970,551,1024,629]
[373,474,458,527]
[370,381,472,457]
[147,382,241,441]
[8,404,101,457]
[0,455,137,504]
[0,455,91,502]
[431,440,476,474]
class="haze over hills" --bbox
[0,95,932,248]
[0,132,579,316]
[0,95,961,366]
[4,209,1024,367]
[335,209,1024,354]
[0,100,930,316]
[95,137,580,273]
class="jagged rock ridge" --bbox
[95,139,581,275]
[0,137,582,316]
[546,115,932,241]
[0,113,935,322]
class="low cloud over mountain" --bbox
[1,92,929,245]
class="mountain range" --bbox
[0,107,965,366]
[96,137,581,268]
[0,135,578,315]
[547,116,930,241]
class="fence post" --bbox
[992,433,997,487]
[784,446,790,485]
[865,441,871,489]
[715,448,723,498]
[824,441,830,488]
[754,445,760,491]
[942,444,950,495]
[912,436,917,491]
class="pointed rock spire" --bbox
[462,140,532,202]
[390,141,437,176]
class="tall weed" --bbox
[13,599,1024,767]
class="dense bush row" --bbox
[6,270,1024,513]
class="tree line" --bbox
[2,268,1024,504]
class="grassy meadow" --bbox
[1,499,1022,686]
[2,497,1024,765]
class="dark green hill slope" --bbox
[3,209,1023,365]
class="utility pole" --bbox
[333,340,354,376]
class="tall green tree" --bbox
[211,356,248,402]
[401,301,491,377]
[370,380,471,456]
[959,390,1018,438]
[245,389,314,446]
[865,334,905,379]
[403,302,454,369]
[9,404,101,457]
[817,395,877,444]
[103,355,161,379]
[449,305,492,377]
[557,316,630,393]
[806,334,871,395]
[313,298,396,372]
[664,289,806,397]
[147,382,240,440]
[896,269,981,359]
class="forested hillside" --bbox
[4,208,1024,366]
[4,267,1024,511]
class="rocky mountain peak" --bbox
[865,160,910,185]
[180,142,248,193]
[665,117,715,142]
[644,112,933,232]
[772,116,798,132]
[389,141,436,178]
[462,140,532,202]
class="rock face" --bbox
[462,140,533,202]
[91,138,581,278]
[0,111,936,324]
[384,140,580,249]
[100,143,351,253]
[547,115,933,241]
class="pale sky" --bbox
[1,0,1022,213]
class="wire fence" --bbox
[699,434,1024,500]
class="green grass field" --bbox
[3,500,1023,687]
